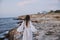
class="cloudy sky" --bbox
[0,0,60,18]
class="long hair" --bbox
[24,15,30,27]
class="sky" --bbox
[0,0,60,18]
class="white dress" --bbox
[17,21,37,40]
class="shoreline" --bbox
[0,13,60,40]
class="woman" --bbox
[17,15,38,40]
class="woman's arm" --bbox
[30,21,39,36]
[30,21,37,32]
[17,21,24,32]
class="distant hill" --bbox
[49,10,60,13]
[54,10,60,13]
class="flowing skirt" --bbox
[22,28,33,40]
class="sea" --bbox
[0,17,22,40]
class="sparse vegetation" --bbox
[48,10,60,13]
[55,10,60,13]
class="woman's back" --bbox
[23,21,32,40]
[17,15,37,40]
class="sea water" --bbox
[0,17,21,40]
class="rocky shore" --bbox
[2,13,60,40]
